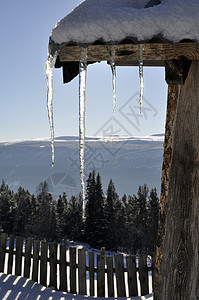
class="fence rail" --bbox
[0,233,155,297]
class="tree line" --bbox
[0,171,159,254]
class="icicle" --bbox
[109,45,116,116]
[79,47,87,219]
[46,51,58,167]
[139,44,144,114]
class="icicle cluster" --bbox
[109,45,117,115]
[139,44,144,114]
[46,51,58,167]
[79,47,87,218]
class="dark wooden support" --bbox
[159,61,199,300]
[154,85,179,300]
[165,60,192,85]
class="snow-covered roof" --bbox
[49,0,199,56]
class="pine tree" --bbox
[13,187,32,236]
[0,180,14,233]
[104,179,118,250]
[84,171,96,245]
[147,187,159,252]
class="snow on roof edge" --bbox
[49,0,199,57]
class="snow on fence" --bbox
[0,233,155,297]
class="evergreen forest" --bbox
[0,171,159,254]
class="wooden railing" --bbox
[0,233,155,297]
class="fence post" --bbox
[32,240,40,282]
[0,233,8,272]
[60,244,67,292]
[97,251,105,297]
[115,253,126,297]
[89,251,94,296]
[40,241,48,287]
[15,236,23,276]
[126,255,138,297]
[70,247,77,294]
[49,243,58,289]
[138,254,149,296]
[106,256,114,297]
[7,234,14,274]
[24,239,32,278]
[78,247,86,295]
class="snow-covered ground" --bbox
[0,273,153,300]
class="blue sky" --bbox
[0,0,168,141]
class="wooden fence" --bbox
[0,233,155,297]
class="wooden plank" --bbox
[88,251,94,296]
[40,241,48,287]
[15,236,23,276]
[0,233,8,272]
[8,234,15,274]
[78,248,86,295]
[114,253,126,297]
[126,255,138,297]
[154,85,179,300]
[138,254,149,296]
[60,244,67,292]
[159,61,199,300]
[32,240,40,282]
[106,256,114,297]
[59,43,199,64]
[97,253,105,297]
[24,239,32,278]
[70,247,76,294]
[49,243,58,289]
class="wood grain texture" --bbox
[154,85,179,300]
[60,244,67,292]
[138,254,149,296]
[70,247,77,294]
[49,243,58,289]
[24,239,32,278]
[78,248,86,295]
[115,253,126,297]
[159,61,199,300]
[32,240,40,282]
[97,253,105,297]
[15,236,23,276]
[59,43,199,65]
[126,255,138,297]
[7,235,14,274]
[0,233,7,272]
[40,241,48,287]
[88,251,94,296]
[106,256,114,297]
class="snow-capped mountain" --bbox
[0,135,164,199]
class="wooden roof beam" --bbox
[58,43,199,66]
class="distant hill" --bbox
[0,135,164,199]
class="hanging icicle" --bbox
[139,44,144,114]
[109,45,116,116]
[46,51,58,167]
[79,47,87,218]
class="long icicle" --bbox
[109,45,116,115]
[79,47,87,219]
[139,44,144,114]
[46,51,58,167]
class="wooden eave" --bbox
[58,42,199,67]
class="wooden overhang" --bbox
[55,40,199,85]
